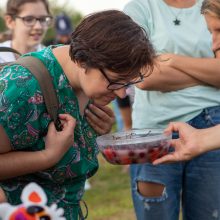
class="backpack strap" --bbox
[0,47,21,56]
[15,56,63,131]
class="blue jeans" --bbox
[130,106,220,220]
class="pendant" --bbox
[173,18,181,25]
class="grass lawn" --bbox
[83,155,135,220]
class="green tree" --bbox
[0,6,7,32]
[0,16,6,32]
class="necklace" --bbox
[168,7,183,25]
[164,0,197,26]
[173,17,181,25]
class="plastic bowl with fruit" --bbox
[96,129,171,165]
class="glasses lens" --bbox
[107,84,125,90]
[40,16,53,26]
[132,77,143,84]
[23,16,36,26]
[107,76,143,90]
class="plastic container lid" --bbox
[96,129,171,147]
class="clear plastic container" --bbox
[96,129,171,165]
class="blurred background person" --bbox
[45,12,73,46]
[116,95,132,131]
[0,0,53,63]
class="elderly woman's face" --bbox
[204,13,220,56]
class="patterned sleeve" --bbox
[0,64,48,150]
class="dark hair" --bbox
[69,10,155,79]
[6,0,51,16]
[201,0,220,18]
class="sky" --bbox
[0,0,130,15]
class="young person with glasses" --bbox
[0,10,155,219]
[0,0,53,62]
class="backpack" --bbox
[0,47,62,131]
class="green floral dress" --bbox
[0,45,99,219]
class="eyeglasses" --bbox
[99,69,145,90]
[14,15,53,27]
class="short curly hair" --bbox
[69,10,155,80]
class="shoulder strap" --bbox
[0,47,21,56]
[15,56,62,131]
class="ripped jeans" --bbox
[130,106,220,220]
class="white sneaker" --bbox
[84,180,91,190]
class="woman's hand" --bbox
[85,104,115,135]
[153,122,203,165]
[43,114,76,165]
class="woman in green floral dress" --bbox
[0,10,155,219]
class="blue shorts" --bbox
[130,106,220,220]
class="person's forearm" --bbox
[199,124,220,153]
[0,150,55,180]
[172,56,220,87]
[138,64,204,92]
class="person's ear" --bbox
[4,15,16,30]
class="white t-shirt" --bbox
[0,40,44,63]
